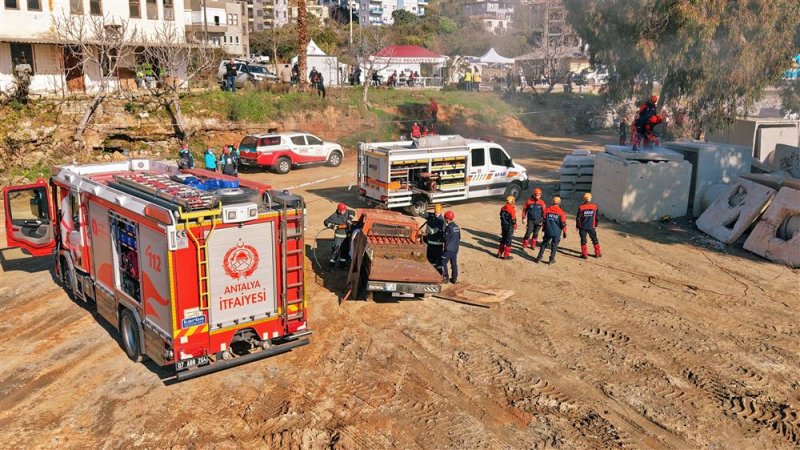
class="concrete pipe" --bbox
[777,214,800,240]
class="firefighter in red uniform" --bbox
[521,188,546,249]
[576,192,602,258]
[497,195,517,259]
[535,196,567,265]
[411,122,421,138]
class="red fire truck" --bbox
[3,159,310,380]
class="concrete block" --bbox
[741,171,800,191]
[605,145,685,161]
[769,144,800,177]
[592,153,692,222]
[560,149,595,198]
[706,118,800,164]
[664,140,752,217]
[744,187,800,268]
[696,178,776,245]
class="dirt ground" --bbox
[0,130,798,449]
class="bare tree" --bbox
[142,23,217,142]
[348,28,392,106]
[53,14,138,141]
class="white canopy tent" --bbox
[478,48,514,66]
[292,39,344,86]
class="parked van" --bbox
[358,135,529,216]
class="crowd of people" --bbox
[177,143,241,177]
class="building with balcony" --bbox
[462,0,514,34]
[251,0,288,30]
[184,0,249,57]
[358,0,425,26]
[0,0,188,95]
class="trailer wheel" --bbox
[274,157,292,174]
[120,309,143,362]
[409,196,429,217]
[504,182,522,201]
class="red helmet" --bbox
[444,210,455,220]
[337,202,346,212]
[222,147,229,154]
[533,188,543,195]
[650,95,658,103]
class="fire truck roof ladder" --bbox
[279,201,305,325]
[183,212,217,312]
[109,173,220,213]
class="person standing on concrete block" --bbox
[497,196,518,259]
[535,197,567,265]
[522,188,546,249]
[576,192,602,259]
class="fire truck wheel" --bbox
[274,157,292,174]
[216,187,259,204]
[120,309,143,362]
[58,256,73,293]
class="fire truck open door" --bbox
[3,179,56,256]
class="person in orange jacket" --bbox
[535,196,567,264]
[497,195,517,259]
[576,192,602,258]
[521,188,546,249]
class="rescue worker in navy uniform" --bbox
[423,204,445,273]
[535,196,567,265]
[324,203,355,268]
[441,210,460,284]
[497,195,517,259]
[576,192,602,259]
[521,188,546,249]
[219,148,238,177]
[178,145,194,169]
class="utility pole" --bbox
[202,0,209,44]
[349,0,353,45]
[298,0,308,87]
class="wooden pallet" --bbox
[433,283,515,308]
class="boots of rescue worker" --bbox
[503,245,513,260]
[522,239,530,249]
[531,238,537,248]
[581,245,589,259]
[497,243,505,258]
[594,244,602,258]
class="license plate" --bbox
[385,283,397,291]
[176,355,209,371]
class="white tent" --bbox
[478,48,514,65]
[292,39,343,86]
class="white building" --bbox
[358,0,426,26]
[184,0,249,57]
[0,0,188,95]
[462,0,514,34]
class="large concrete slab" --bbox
[605,145,685,162]
[592,153,691,222]
[741,171,799,191]
[664,140,752,217]
[743,187,800,268]
[696,178,776,245]
[769,144,800,177]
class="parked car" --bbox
[217,60,277,89]
[583,67,610,85]
[238,132,344,174]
